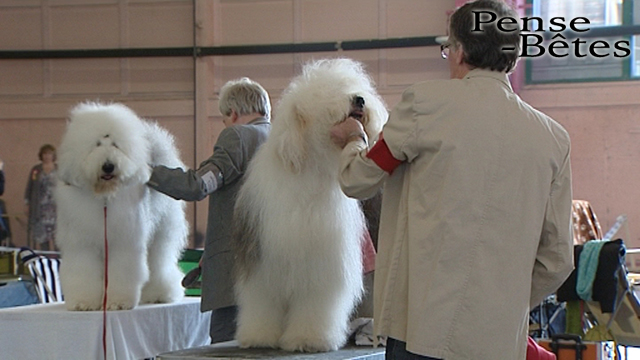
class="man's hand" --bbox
[330,117,368,149]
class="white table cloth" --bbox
[0,296,210,360]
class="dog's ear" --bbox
[275,105,307,173]
[55,152,85,190]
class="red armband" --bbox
[366,137,402,174]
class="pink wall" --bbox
[1,0,639,249]
[521,82,640,245]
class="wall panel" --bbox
[299,0,380,41]
[128,57,194,94]
[50,58,122,95]
[129,2,193,47]
[5,0,638,249]
[216,1,294,44]
[0,8,43,50]
[0,60,44,96]
[50,5,120,49]
[386,0,450,37]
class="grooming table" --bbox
[0,296,210,360]
[157,341,385,360]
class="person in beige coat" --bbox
[330,1,574,359]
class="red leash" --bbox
[102,205,109,360]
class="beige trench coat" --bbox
[338,69,574,360]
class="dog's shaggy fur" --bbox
[55,102,188,311]
[233,58,388,352]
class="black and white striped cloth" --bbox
[18,247,63,303]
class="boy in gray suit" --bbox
[148,77,271,343]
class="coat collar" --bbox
[247,116,270,126]
[463,69,513,92]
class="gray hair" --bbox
[219,77,271,120]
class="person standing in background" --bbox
[0,157,5,195]
[0,157,10,246]
[24,144,57,251]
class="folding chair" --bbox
[585,266,640,346]
[555,226,640,352]
[529,199,603,337]
[18,247,63,303]
[580,215,640,347]
[529,295,566,338]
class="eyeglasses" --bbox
[440,43,451,59]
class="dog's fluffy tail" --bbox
[143,121,185,170]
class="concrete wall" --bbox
[1,0,639,249]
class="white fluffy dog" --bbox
[234,58,388,352]
[55,102,189,311]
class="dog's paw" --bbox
[140,283,183,304]
[139,294,182,305]
[278,335,340,353]
[236,336,280,350]
[105,301,135,311]
[235,327,280,349]
[65,300,102,311]
[279,319,347,353]
[104,294,137,310]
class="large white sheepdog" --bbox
[55,102,189,311]
[234,58,388,352]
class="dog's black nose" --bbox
[102,162,115,174]
[352,96,365,109]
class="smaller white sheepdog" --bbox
[55,102,189,311]
[234,58,388,352]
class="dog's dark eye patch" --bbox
[104,134,110,138]
[96,141,101,147]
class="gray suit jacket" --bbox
[148,117,270,311]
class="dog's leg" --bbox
[279,274,360,353]
[141,233,185,304]
[105,242,148,310]
[141,200,187,304]
[235,275,284,349]
[60,246,105,311]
